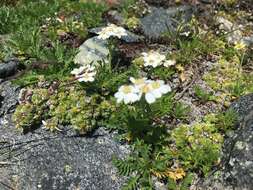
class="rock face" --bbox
[197,94,253,190]
[140,6,194,40]
[0,82,128,190]
[74,36,110,66]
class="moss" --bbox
[13,85,115,134]
[221,0,238,6]
[171,119,224,175]
[125,16,140,30]
[120,0,149,19]
[204,55,253,102]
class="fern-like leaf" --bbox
[113,158,134,176]
[122,176,139,190]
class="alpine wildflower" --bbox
[163,59,176,67]
[114,85,141,104]
[141,51,166,68]
[140,80,171,104]
[97,24,127,40]
[71,65,96,82]
[234,41,246,50]
[115,77,171,104]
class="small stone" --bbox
[74,36,110,66]
[106,10,124,26]
[242,35,253,46]
[216,17,242,44]
[0,60,19,79]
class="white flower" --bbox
[163,59,176,67]
[77,72,96,82]
[181,31,191,37]
[234,41,246,50]
[115,77,172,105]
[71,65,96,82]
[139,80,171,104]
[141,51,166,68]
[114,85,141,104]
[71,66,86,76]
[97,24,127,40]
[42,120,47,127]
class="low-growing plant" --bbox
[13,84,115,134]
[0,6,17,34]
[172,121,224,175]
[194,85,214,103]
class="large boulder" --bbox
[140,6,194,40]
[197,94,253,190]
[0,81,129,190]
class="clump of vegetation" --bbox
[204,55,253,104]
[194,85,214,103]
[125,16,141,30]
[13,85,115,134]
[120,0,149,19]
[172,121,224,175]
[112,110,237,190]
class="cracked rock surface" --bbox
[0,81,129,190]
[197,94,253,190]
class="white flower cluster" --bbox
[115,77,171,104]
[141,51,176,68]
[97,24,127,40]
[71,65,96,82]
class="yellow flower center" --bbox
[122,86,132,94]
[134,78,145,85]
[151,81,161,89]
[141,84,151,93]
[149,58,155,64]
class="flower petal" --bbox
[145,93,156,104]
[160,85,171,94]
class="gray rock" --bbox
[200,0,212,3]
[197,94,253,190]
[74,36,110,66]
[216,17,242,44]
[230,94,253,120]
[242,35,253,46]
[89,27,143,43]
[140,6,194,40]
[145,0,169,6]
[106,10,125,26]
[0,60,19,79]
[0,82,129,190]
[0,81,19,116]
